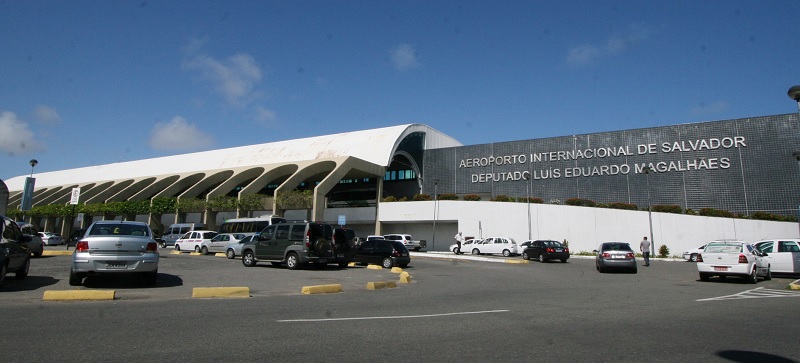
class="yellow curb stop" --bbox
[189,252,202,256]
[301,284,343,295]
[367,281,397,290]
[43,290,115,301]
[399,271,412,284]
[192,287,250,298]
[391,267,403,273]
[42,250,73,256]
[348,262,356,267]
[505,259,529,264]
[366,264,382,270]
[214,253,226,257]
[169,250,181,255]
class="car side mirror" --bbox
[761,251,768,256]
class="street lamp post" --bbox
[523,173,531,240]
[642,166,655,256]
[431,180,439,251]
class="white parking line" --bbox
[697,287,800,302]
[277,309,510,322]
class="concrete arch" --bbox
[78,182,112,203]
[207,167,265,199]
[240,164,299,197]
[86,180,133,204]
[131,175,180,201]
[113,177,157,202]
[156,173,205,199]
[37,186,76,206]
[50,183,97,205]
[0,179,8,216]
[32,186,64,206]
[181,170,235,200]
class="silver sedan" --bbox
[69,220,159,286]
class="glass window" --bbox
[779,241,800,252]
[290,224,305,239]
[275,225,290,239]
[756,241,773,253]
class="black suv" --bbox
[1,215,32,288]
[242,221,336,269]
[354,239,410,268]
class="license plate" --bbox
[714,266,728,271]
[337,254,344,258]
[555,249,563,252]
[106,262,127,269]
[612,255,624,259]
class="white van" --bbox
[160,223,205,248]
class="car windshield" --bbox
[89,224,149,237]
[704,243,743,253]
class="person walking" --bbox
[454,232,464,254]
[640,236,651,266]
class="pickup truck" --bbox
[383,234,425,251]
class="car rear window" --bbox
[390,241,408,252]
[202,232,218,239]
[89,223,149,236]
[602,243,632,251]
[705,243,742,253]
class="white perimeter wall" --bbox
[378,201,800,254]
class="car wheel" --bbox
[413,247,421,252]
[194,246,201,253]
[242,251,257,267]
[142,271,157,286]
[15,258,30,279]
[226,249,236,259]
[175,245,181,252]
[699,272,710,281]
[382,257,393,269]
[502,249,511,257]
[68,269,83,286]
[560,259,567,263]
[399,263,408,268]
[472,249,480,255]
[0,263,6,287]
[630,267,638,274]
[747,266,757,284]
[538,253,546,263]
[690,254,698,262]
[286,252,299,270]
[338,262,349,268]
[522,251,529,260]
[201,246,209,255]
[34,247,43,258]
[159,242,166,248]
[453,247,460,255]
[764,266,772,280]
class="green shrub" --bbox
[517,197,543,203]
[652,205,683,214]
[463,194,481,201]
[603,202,638,210]
[438,193,459,200]
[658,244,670,258]
[382,196,397,202]
[491,195,514,202]
[565,198,596,207]
[699,208,734,218]
[413,194,432,201]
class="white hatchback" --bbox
[200,233,246,255]
[174,230,219,253]
[469,237,519,257]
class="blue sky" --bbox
[2,1,799,181]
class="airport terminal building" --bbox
[2,113,800,251]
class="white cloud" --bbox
[183,50,263,105]
[0,111,45,156]
[148,116,215,151]
[33,105,61,125]
[252,105,277,126]
[390,43,419,70]
[567,24,651,66]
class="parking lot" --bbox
[3,246,800,362]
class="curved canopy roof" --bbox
[4,124,461,192]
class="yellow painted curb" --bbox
[391,267,403,273]
[43,290,115,301]
[170,250,181,255]
[301,284,343,295]
[367,281,397,290]
[189,252,202,256]
[790,280,800,290]
[348,262,356,267]
[505,259,529,264]
[192,287,250,298]
[215,253,226,257]
[42,250,73,256]
[366,264,382,270]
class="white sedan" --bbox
[468,237,519,257]
[38,231,65,246]
[696,241,770,283]
[754,239,800,274]
[174,230,219,253]
[450,238,484,254]
[200,233,246,255]
[681,244,707,262]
